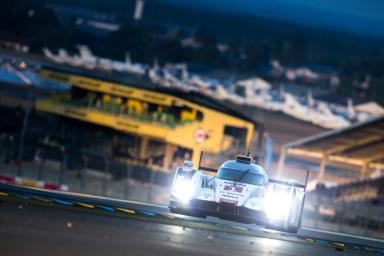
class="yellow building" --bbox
[37,68,260,172]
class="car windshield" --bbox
[216,167,264,186]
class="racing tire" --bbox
[169,207,183,215]
[286,226,299,234]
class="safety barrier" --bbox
[0,174,68,191]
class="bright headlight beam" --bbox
[173,177,194,203]
[264,190,292,221]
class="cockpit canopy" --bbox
[216,160,266,186]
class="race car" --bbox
[169,152,308,233]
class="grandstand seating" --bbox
[313,176,384,204]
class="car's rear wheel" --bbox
[286,226,299,234]
[169,207,183,215]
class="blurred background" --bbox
[0,0,384,238]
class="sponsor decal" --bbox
[110,86,134,96]
[115,121,140,130]
[194,128,207,143]
[142,93,167,102]
[78,79,101,88]
[224,185,243,193]
[64,108,86,118]
[219,198,238,205]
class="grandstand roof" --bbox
[283,116,384,170]
[42,65,259,126]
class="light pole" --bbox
[17,84,32,177]
[134,0,145,21]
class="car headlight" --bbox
[264,189,292,221]
[173,177,194,203]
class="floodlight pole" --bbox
[246,137,252,157]
[17,85,32,176]
[198,150,204,170]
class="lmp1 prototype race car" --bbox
[169,152,308,233]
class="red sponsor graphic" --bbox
[0,174,67,191]
[194,128,207,144]
[223,185,243,193]
[219,198,238,205]
[0,175,16,183]
[43,183,60,190]
[234,186,243,193]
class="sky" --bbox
[156,0,384,37]
[284,0,384,21]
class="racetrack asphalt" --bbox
[0,185,383,256]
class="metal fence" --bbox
[0,143,173,204]
[303,193,384,239]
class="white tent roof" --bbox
[236,77,271,90]
[355,102,384,116]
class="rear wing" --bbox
[268,170,309,190]
[198,151,218,173]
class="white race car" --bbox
[169,153,308,233]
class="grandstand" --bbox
[314,176,384,202]
[278,116,384,180]
[278,116,384,232]
[35,67,261,172]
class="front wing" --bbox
[169,198,268,225]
